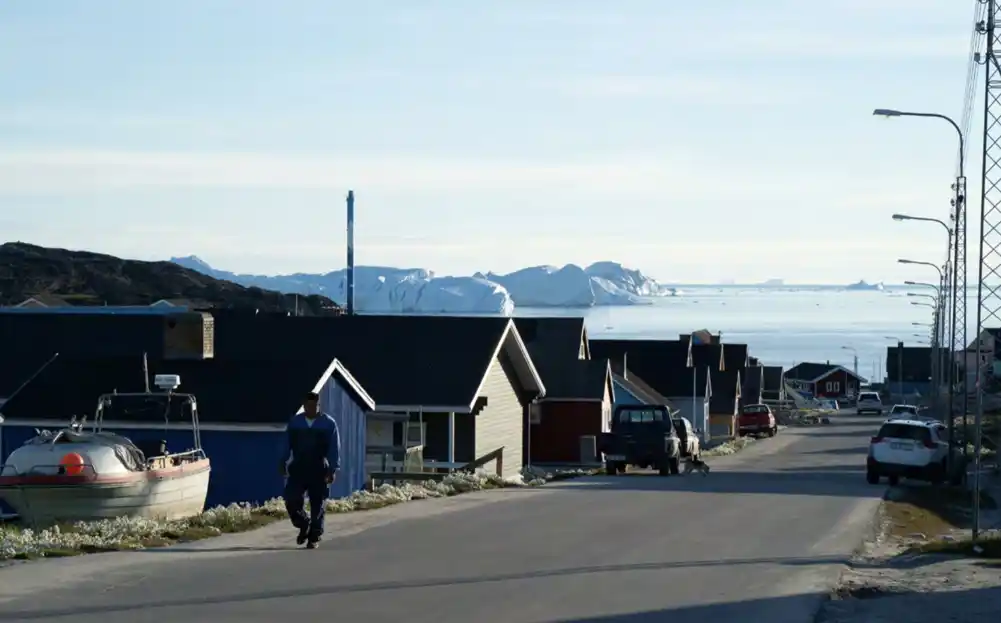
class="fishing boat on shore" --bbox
[0,373,210,526]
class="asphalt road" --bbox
[0,413,887,623]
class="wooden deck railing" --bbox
[368,446,505,489]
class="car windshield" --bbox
[618,408,664,423]
[877,423,931,442]
[891,406,917,414]
[859,393,879,401]
[742,405,769,414]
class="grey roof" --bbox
[784,362,836,382]
[541,358,610,401]
[609,361,672,407]
[740,365,764,406]
[211,314,542,409]
[709,369,741,413]
[691,344,723,370]
[589,338,692,397]
[762,366,785,391]
[723,344,749,371]
[512,317,603,400]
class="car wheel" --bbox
[768,427,777,437]
[866,470,880,484]
[888,475,900,486]
[658,460,671,476]
[669,457,681,475]
[605,462,618,476]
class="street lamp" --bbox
[899,258,944,279]
[892,213,956,442]
[873,110,964,176]
[878,110,968,516]
[841,346,859,378]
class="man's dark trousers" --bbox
[284,469,329,540]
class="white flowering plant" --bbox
[0,467,590,561]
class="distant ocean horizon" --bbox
[515,286,980,380]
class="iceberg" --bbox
[845,280,885,292]
[169,257,669,312]
[170,257,514,315]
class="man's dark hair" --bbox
[304,391,320,401]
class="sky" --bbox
[0,0,980,284]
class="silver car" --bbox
[856,391,883,415]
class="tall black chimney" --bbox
[346,190,355,316]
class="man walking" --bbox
[281,390,341,549]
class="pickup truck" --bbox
[738,403,778,438]
[598,405,681,476]
[672,416,702,459]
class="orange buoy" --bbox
[59,452,86,476]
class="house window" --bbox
[825,381,840,393]
[529,403,542,425]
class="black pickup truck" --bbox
[597,405,682,476]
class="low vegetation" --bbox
[0,468,589,561]
[703,435,757,457]
[880,484,997,556]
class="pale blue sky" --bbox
[0,0,976,283]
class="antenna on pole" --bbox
[142,352,150,393]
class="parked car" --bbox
[866,418,965,486]
[856,391,884,416]
[888,404,919,418]
[738,404,778,437]
[671,416,702,459]
[598,405,681,476]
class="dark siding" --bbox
[317,372,368,498]
[474,352,525,478]
[529,401,604,464]
[814,369,855,398]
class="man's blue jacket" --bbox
[283,412,341,478]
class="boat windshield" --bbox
[100,394,194,423]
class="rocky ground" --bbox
[817,474,1001,623]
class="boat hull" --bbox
[0,459,211,525]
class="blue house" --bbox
[0,355,375,509]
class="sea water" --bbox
[516,286,981,379]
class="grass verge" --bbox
[703,435,758,457]
[1,468,589,561]
[881,483,997,549]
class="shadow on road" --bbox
[547,586,1001,622]
[0,554,859,619]
[544,469,881,498]
[801,446,871,456]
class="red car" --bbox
[738,404,778,438]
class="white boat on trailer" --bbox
[0,374,211,526]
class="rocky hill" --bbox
[0,242,340,315]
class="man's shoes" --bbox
[296,525,309,545]
[305,540,319,549]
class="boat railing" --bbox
[0,462,100,478]
[156,448,207,465]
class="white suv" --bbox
[856,391,883,415]
[866,418,965,486]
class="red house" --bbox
[784,362,867,399]
[515,317,614,466]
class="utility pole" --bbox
[974,0,999,542]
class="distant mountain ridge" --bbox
[0,243,338,314]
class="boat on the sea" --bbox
[0,374,210,526]
[844,280,884,292]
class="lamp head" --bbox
[892,213,908,221]
[873,108,902,117]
